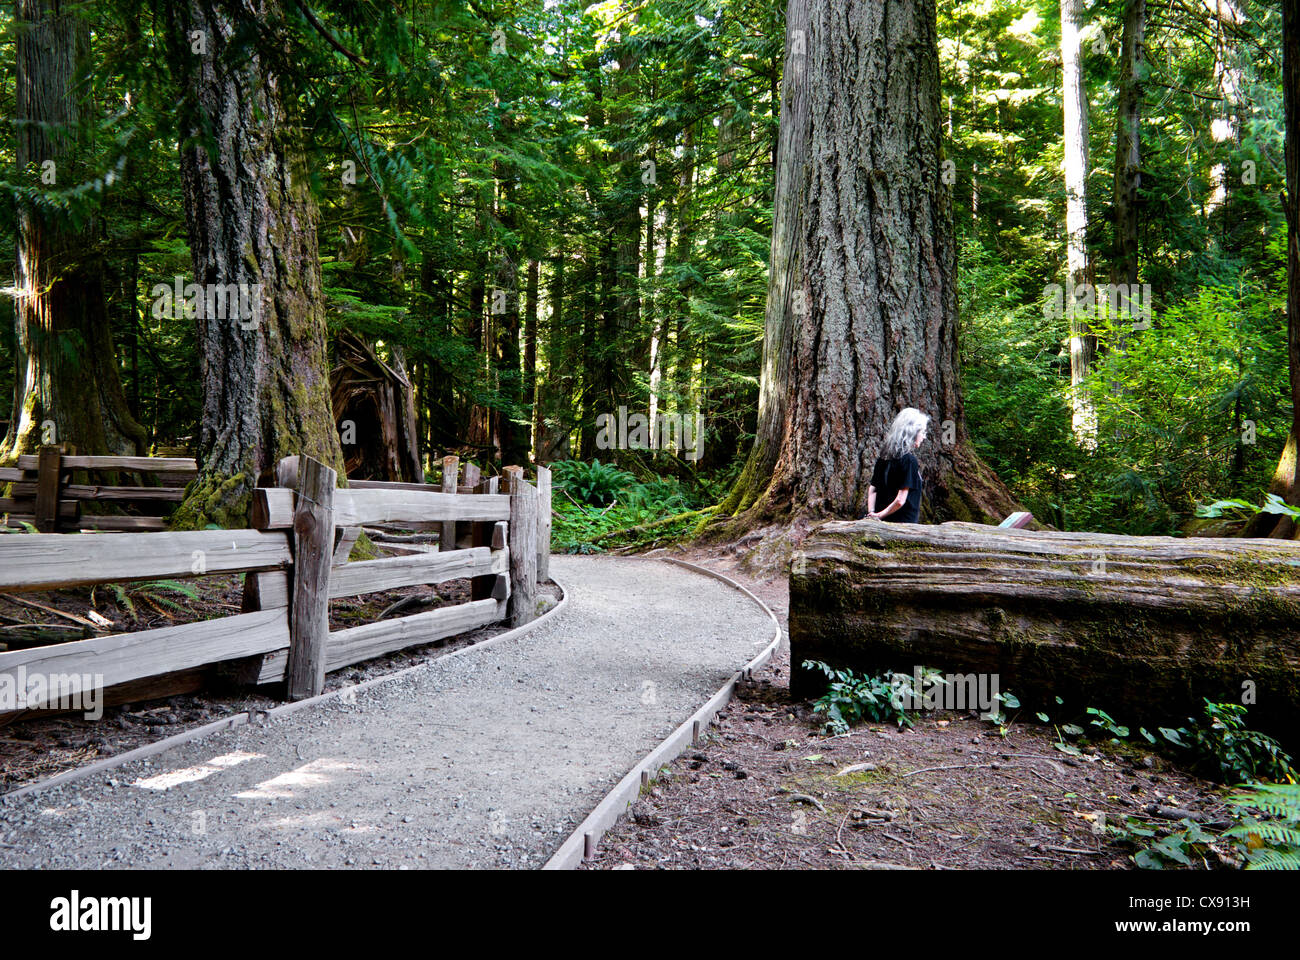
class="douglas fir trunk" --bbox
[723,0,1017,525]
[3,0,146,461]
[169,0,343,526]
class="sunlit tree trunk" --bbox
[1061,0,1095,442]
[2,0,146,462]
[1257,0,1300,538]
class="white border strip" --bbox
[2,574,570,801]
[542,557,782,869]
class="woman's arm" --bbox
[872,487,910,519]
[867,484,877,516]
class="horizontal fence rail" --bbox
[1,448,198,532]
[0,452,554,714]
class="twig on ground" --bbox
[901,762,991,778]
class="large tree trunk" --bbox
[718,0,808,517]
[1112,0,1145,295]
[722,0,1017,526]
[2,0,147,462]
[1061,0,1096,442]
[168,0,343,527]
[790,520,1300,753]
[1258,0,1300,539]
[493,161,527,468]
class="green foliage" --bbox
[1114,782,1300,870]
[1198,493,1300,522]
[1177,701,1297,786]
[95,580,201,620]
[549,464,716,553]
[1225,783,1300,870]
[551,458,635,507]
[800,660,921,735]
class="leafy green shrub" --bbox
[1179,701,1296,785]
[549,466,715,553]
[551,459,634,507]
[801,660,922,735]
[1197,493,1300,522]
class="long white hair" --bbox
[879,407,930,460]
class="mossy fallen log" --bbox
[790,520,1300,752]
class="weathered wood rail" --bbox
[0,455,554,716]
[790,520,1300,751]
[0,449,197,532]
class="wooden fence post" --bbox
[286,455,336,700]
[34,446,63,533]
[456,462,482,549]
[506,468,538,627]
[440,455,459,552]
[469,472,497,600]
[535,464,551,582]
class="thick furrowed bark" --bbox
[2,0,146,463]
[168,0,343,527]
[715,0,1018,537]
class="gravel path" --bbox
[0,556,773,869]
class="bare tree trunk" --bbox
[1112,0,1145,294]
[524,258,538,457]
[2,0,147,462]
[168,0,343,527]
[1061,0,1095,442]
[1257,0,1300,538]
[722,0,1017,526]
[721,0,808,515]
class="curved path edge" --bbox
[542,557,782,870]
[2,574,572,803]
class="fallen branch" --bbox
[0,593,100,630]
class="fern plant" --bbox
[551,459,634,507]
[95,580,201,619]
[1225,783,1300,870]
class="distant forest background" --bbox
[0,0,1289,541]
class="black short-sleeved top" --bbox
[870,452,923,523]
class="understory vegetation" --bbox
[802,660,1299,870]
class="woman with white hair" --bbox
[867,407,929,522]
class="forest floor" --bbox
[578,534,1235,870]
[0,544,560,793]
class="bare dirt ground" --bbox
[580,534,1232,870]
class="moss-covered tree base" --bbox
[170,473,255,530]
[701,439,1024,545]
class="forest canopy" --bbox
[0,0,1290,539]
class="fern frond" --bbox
[1243,848,1300,870]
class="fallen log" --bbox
[790,520,1300,753]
